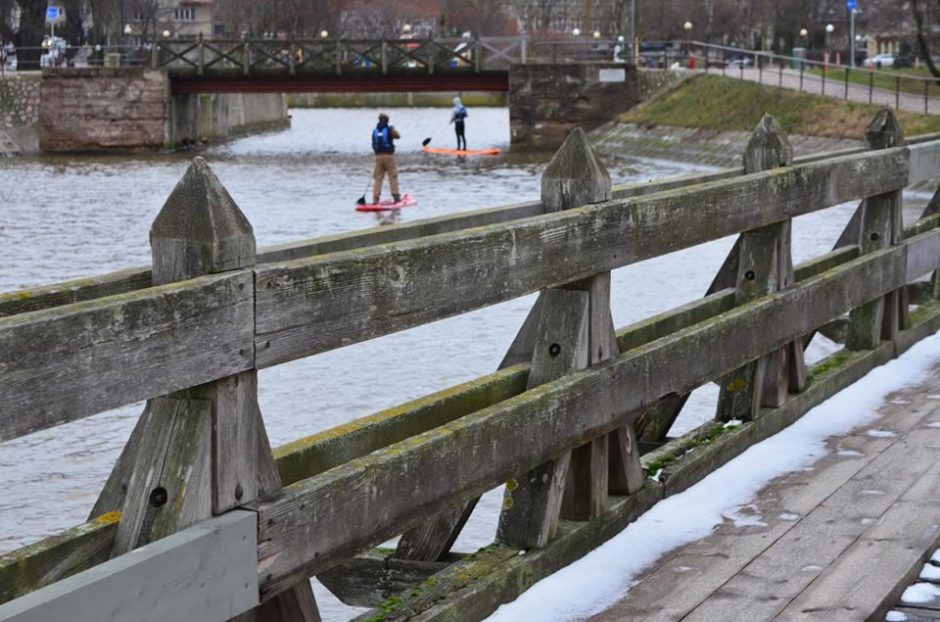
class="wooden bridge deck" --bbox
[593,375,940,622]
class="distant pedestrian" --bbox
[372,112,401,204]
[450,97,468,151]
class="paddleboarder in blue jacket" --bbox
[372,113,401,204]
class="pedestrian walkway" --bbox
[703,65,940,116]
[592,373,940,622]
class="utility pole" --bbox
[848,0,858,67]
[629,0,636,63]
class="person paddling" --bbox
[450,97,468,151]
[372,113,401,204]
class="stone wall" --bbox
[39,68,169,152]
[39,68,290,152]
[0,73,41,155]
[1,73,41,129]
[508,63,638,150]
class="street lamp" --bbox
[402,24,412,35]
[825,23,834,66]
[319,30,329,39]
[684,21,693,34]
[572,28,581,37]
[593,31,601,40]
[799,27,808,38]
[162,30,171,39]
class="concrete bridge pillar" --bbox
[508,63,638,150]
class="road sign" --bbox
[46,6,59,19]
[846,0,858,11]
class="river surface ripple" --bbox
[0,107,923,619]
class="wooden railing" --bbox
[2,109,940,621]
[149,36,528,76]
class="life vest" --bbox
[454,106,468,121]
[372,126,395,154]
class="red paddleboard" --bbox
[423,146,502,156]
[355,194,417,212]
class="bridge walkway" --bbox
[593,370,940,622]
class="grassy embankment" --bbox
[621,73,940,138]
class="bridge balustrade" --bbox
[2,110,940,621]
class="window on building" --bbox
[174,7,195,22]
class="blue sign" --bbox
[46,6,59,19]
[846,0,858,11]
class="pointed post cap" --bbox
[150,157,255,284]
[865,108,904,150]
[743,114,792,174]
[541,127,611,212]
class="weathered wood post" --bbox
[846,109,904,351]
[635,114,802,439]
[90,158,320,620]
[494,128,641,547]
[716,114,797,421]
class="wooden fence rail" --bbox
[2,109,940,621]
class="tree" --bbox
[911,0,940,78]
[13,0,46,69]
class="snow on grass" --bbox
[902,582,940,604]
[866,429,898,438]
[485,333,940,622]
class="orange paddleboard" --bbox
[423,146,502,156]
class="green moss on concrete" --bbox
[621,74,940,138]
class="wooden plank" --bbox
[680,428,940,621]
[111,397,214,554]
[255,244,911,597]
[0,514,120,605]
[254,147,909,368]
[0,271,254,442]
[775,460,940,621]
[908,228,940,281]
[359,305,940,622]
[597,389,940,622]
[317,552,450,608]
[376,305,940,622]
[497,288,590,548]
[0,511,258,622]
[0,167,747,319]
[0,269,152,318]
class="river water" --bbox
[0,107,930,619]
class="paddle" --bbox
[355,175,373,205]
[422,120,451,147]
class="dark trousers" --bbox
[455,121,466,151]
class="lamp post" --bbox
[683,20,692,67]
[825,23,834,67]
[572,28,581,37]
[319,30,329,39]
[162,30,170,39]
[593,30,601,40]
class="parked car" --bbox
[864,53,895,68]
[728,56,754,67]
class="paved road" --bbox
[593,375,940,621]
[703,65,940,115]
